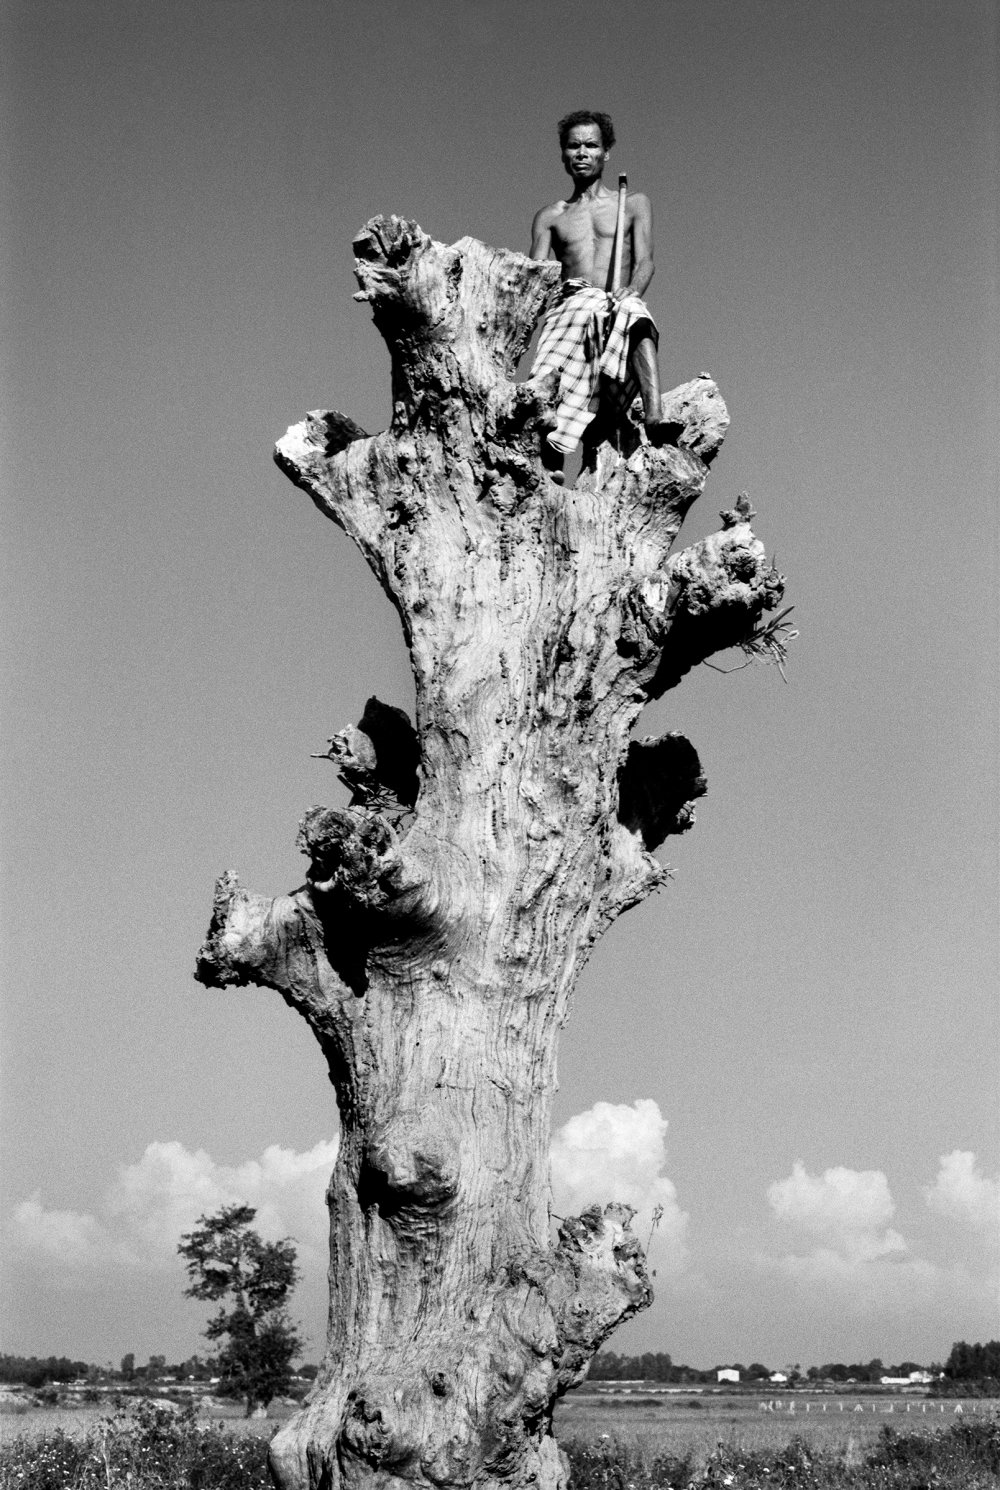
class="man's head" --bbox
[558,112,614,186]
[557,111,615,152]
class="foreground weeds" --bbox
[0,1400,270,1488]
[2,1404,998,1488]
[563,1414,1000,1488]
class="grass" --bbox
[0,1400,274,1488]
[2,1394,997,1488]
[562,1416,1000,1488]
[702,606,799,683]
[557,1394,1000,1489]
[554,1389,991,1462]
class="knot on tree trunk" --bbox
[548,1204,652,1393]
[657,374,731,465]
[645,521,786,694]
[618,732,708,849]
[314,696,420,817]
[295,806,444,990]
[195,871,281,989]
[359,1111,460,1222]
[298,806,398,909]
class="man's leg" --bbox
[629,333,668,440]
[540,435,565,484]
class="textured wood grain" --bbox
[196,217,785,1490]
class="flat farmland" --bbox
[553,1390,991,1464]
[0,1401,289,1445]
[2,1392,992,1468]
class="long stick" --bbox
[610,172,628,292]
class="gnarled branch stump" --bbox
[196,216,784,1490]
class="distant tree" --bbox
[589,1349,681,1382]
[0,1355,90,1388]
[589,1350,629,1380]
[747,1363,771,1381]
[943,1340,1000,1384]
[639,1351,674,1381]
[178,1203,302,1416]
[120,1353,135,1380]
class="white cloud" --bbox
[767,1160,906,1263]
[12,1137,339,1279]
[751,1156,1000,1359]
[12,1196,105,1269]
[550,1099,688,1270]
[925,1151,1000,1237]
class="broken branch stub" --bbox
[196,217,786,1490]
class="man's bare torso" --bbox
[530,119,654,297]
[535,188,637,290]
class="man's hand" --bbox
[611,285,635,304]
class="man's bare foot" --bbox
[540,432,566,478]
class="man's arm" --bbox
[530,205,555,261]
[615,192,654,301]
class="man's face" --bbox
[561,123,608,184]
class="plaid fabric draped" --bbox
[528,278,657,453]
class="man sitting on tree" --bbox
[529,110,667,462]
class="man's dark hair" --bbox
[557,111,615,151]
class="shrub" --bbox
[562,1412,1000,1490]
[0,1400,272,1489]
[869,1415,1000,1481]
[563,1435,693,1490]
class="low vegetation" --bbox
[2,1401,998,1489]
[0,1401,271,1489]
[564,1415,1000,1487]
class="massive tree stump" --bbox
[196,216,784,1490]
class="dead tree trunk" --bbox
[196,216,784,1490]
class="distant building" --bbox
[769,1372,788,1384]
[717,1368,740,1383]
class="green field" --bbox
[555,1389,988,1463]
[0,1401,285,1445]
[2,1390,990,1464]
[1,1396,998,1490]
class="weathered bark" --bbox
[196,216,784,1490]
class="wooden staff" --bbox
[610,172,628,292]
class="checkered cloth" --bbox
[529,278,658,453]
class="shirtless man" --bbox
[529,111,665,457]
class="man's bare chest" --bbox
[551,200,619,252]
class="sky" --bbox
[2,0,998,1374]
